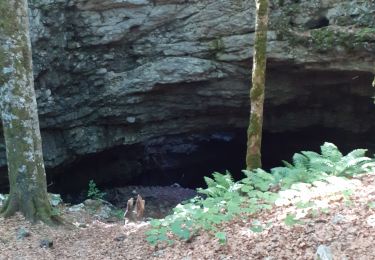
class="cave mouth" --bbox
[46,126,374,203]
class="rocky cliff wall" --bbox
[0,0,374,189]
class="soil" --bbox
[1,173,375,260]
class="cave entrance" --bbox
[46,125,374,203]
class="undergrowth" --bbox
[87,180,106,200]
[146,142,375,245]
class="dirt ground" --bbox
[1,173,375,260]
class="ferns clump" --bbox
[272,142,375,188]
[146,142,375,245]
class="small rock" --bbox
[275,197,292,207]
[84,199,102,209]
[40,239,53,248]
[78,223,88,228]
[170,183,181,188]
[152,250,164,257]
[126,116,136,123]
[68,203,85,212]
[16,227,30,240]
[73,222,88,228]
[49,193,62,207]
[96,205,112,219]
[366,214,375,227]
[96,68,107,74]
[0,194,7,206]
[278,189,300,200]
[114,235,126,241]
[331,214,345,224]
[315,245,333,260]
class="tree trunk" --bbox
[0,0,57,224]
[246,0,269,170]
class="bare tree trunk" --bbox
[0,0,57,224]
[246,0,269,170]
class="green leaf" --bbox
[292,153,309,168]
[150,219,161,227]
[146,235,158,245]
[282,160,294,168]
[215,232,227,244]
[250,225,263,233]
[345,149,367,158]
[284,214,303,226]
[295,201,315,209]
[146,229,160,236]
[171,221,191,240]
[241,185,253,193]
[320,142,342,162]
[250,221,264,233]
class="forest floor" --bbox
[1,173,375,259]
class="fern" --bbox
[197,171,241,198]
[268,142,375,188]
[320,142,343,162]
[146,142,375,246]
[292,153,310,169]
[345,148,367,158]
[241,169,275,192]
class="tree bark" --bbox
[0,0,57,224]
[246,0,269,170]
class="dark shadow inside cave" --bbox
[1,124,374,203]
[44,125,375,203]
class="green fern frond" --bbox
[282,160,294,168]
[203,176,216,188]
[198,172,237,198]
[308,157,335,174]
[270,167,290,182]
[336,157,373,176]
[320,142,342,162]
[345,149,367,158]
[242,169,275,191]
[292,153,309,169]
[212,172,234,188]
[301,151,321,160]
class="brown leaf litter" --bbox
[1,173,375,259]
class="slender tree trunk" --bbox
[372,76,374,103]
[246,0,269,170]
[0,0,57,224]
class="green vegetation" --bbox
[87,180,106,200]
[284,213,303,226]
[110,208,125,220]
[146,142,375,246]
[288,27,375,52]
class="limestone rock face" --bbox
[0,0,374,186]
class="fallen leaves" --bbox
[0,174,374,259]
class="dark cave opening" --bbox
[44,126,374,203]
[0,125,373,203]
[305,16,330,29]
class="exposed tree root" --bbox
[1,195,65,226]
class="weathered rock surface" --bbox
[0,0,374,188]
